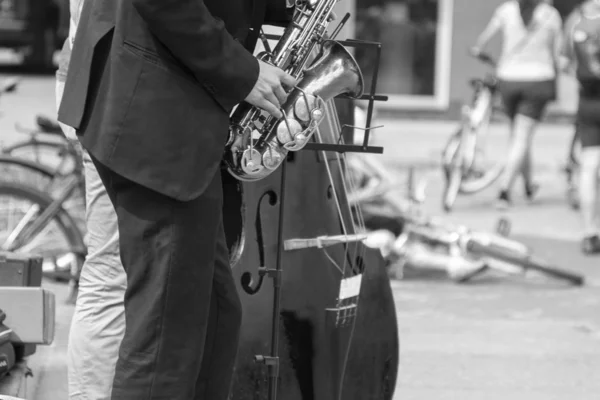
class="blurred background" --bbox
[0,0,599,400]
[0,0,68,69]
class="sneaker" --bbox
[496,190,511,210]
[524,182,539,202]
[582,235,600,255]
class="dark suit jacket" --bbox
[58,0,292,201]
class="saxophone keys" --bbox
[284,131,309,151]
[276,118,303,145]
[293,94,318,122]
[310,108,324,122]
[262,144,285,170]
[240,148,264,175]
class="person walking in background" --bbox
[55,0,128,398]
[471,0,563,209]
[562,0,600,254]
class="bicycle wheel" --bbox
[456,108,506,194]
[0,181,86,302]
[0,155,86,235]
[441,129,460,177]
[3,139,76,175]
[0,155,56,188]
[441,129,463,212]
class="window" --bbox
[354,0,454,109]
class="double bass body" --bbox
[221,99,400,399]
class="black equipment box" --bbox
[0,252,42,287]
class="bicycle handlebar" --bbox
[470,51,497,68]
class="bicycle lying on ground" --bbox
[441,52,508,212]
[399,214,585,286]
[347,154,585,286]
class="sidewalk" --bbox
[370,118,573,172]
[373,120,600,400]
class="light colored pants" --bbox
[56,79,127,400]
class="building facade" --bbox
[331,0,582,119]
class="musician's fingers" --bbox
[274,84,288,105]
[278,71,297,89]
[265,90,281,109]
[259,95,283,119]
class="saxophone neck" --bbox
[270,0,334,69]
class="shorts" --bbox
[577,96,600,148]
[498,79,556,121]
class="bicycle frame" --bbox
[0,127,85,253]
[4,124,78,175]
[463,76,497,164]
[1,173,84,252]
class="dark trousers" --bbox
[91,155,242,400]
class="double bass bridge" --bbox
[283,233,368,251]
[284,236,364,327]
[327,273,362,327]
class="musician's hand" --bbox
[245,60,296,119]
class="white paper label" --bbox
[339,274,362,300]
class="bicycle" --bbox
[2,115,77,175]
[0,117,85,231]
[0,134,86,303]
[347,157,585,286]
[400,216,585,286]
[441,52,508,212]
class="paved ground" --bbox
[0,73,598,399]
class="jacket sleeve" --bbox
[265,0,294,26]
[132,0,259,112]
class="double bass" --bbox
[221,36,400,397]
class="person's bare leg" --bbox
[497,114,537,207]
[520,147,539,202]
[521,148,532,186]
[579,147,600,237]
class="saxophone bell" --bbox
[223,0,364,182]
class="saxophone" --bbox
[223,0,364,181]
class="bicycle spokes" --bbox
[1,202,41,250]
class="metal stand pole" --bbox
[255,161,287,400]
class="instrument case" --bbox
[0,253,42,287]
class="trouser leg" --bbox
[91,155,234,400]
[194,220,242,400]
[67,150,126,400]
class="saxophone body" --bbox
[223,0,364,182]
